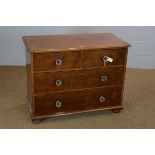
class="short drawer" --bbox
[82,48,127,68]
[34,66,124,93]
[33,51,81,71]
[34,86,122,116]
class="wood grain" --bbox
[23,33,131,52]
[25,52,34,115]
[82,48,127,67]
[34,66,124,93]
[23,33,130,122]
[34,86,122,116]
[33,51,81,71]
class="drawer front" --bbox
[33,51,81,71]
[34,86,122,116]
[34,66,124,93]
[82,48,127,68]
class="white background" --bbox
[0,0,155,155]
[0,130,155,155]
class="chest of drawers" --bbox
[23,33,131,123]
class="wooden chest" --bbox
[23,33,131,123]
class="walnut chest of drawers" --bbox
[23,33,131,123]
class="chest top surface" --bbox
[23,33,131,53]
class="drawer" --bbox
[34,66,124,93]
[33,51,81,71]
[34,86,122,116]
[82,48,127,68]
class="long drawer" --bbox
[34,66,124,93]
[34,86,122,116]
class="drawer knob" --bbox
[56,100,62,108]
[56,80,62,86]
[99,96,106,103]
[101,75,108,82]
[55,58,62,66]
[103,56,113,63]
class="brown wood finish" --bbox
[120,48,129,108]
[34,86,122,116]
[23,33,130,122]
[25,52,33,115]
[33,105,124,120]
[34,66,124,93]
[82,48,127,67]
[23,33,131,52]
[33,51,81,71]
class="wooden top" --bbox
[23,33,131,52]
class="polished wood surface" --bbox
[23,33,130,122]
[33,51,81,71]
[34,66,124,93]
[34,86,122,116]
[25,52,33,114]
[82,48,127,67]
[23,33,131,52]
